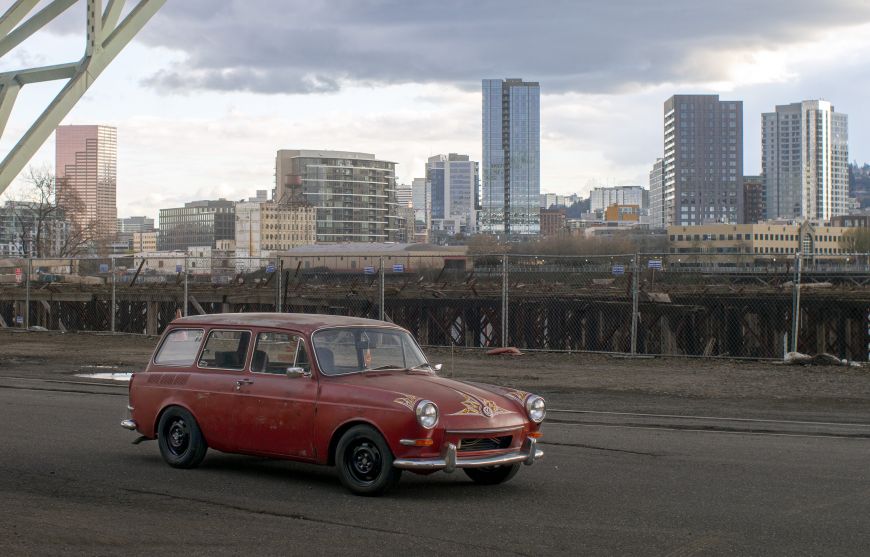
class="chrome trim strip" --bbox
[121,419,137,431]
[446,427,522,435]
[394,437,543,472]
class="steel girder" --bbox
[0,0,166,195]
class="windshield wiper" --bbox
[409,363,435,372]
[368,365,406,371]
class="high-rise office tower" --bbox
[411,177,429,242]
[649,158,665,229]
[395,183,413,208]
[663,95,743,226]
[426,153,479,235]
[761,100,848,222]
[590,185,648,213]
[743,175,765,224]
[481,78,540,237]
[158,199,235,251]
[55,125,118,242]
[275,150,403,242]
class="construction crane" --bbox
[0,0,166,195]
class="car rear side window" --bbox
[154,329,204,366]
[198,330,251,370]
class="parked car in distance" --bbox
[122,313,545,495]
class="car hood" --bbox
[329,371,534,428]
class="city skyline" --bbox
[1,1,869,221]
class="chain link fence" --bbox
[2,252,869,361]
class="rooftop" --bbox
[173,312,398,332]
[281,243,468,255]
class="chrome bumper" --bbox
[394,437,543,473]
[121,419,137,431]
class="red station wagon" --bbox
[122,313,545,495]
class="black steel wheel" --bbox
[463,463,521,485]
[157,406,208,469]
[336,425,402,496]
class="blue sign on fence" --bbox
[176,264,182,273]
[612,264,625,276]
[266,264,276,273]
[392,264,404,273]
[648,259,663,270]
[364,266,376,275]
[99,263,109,273]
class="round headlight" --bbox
[415,400,439,429]
[526,395,546,423]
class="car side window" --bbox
[154,329,204,366]
[198,330,251,370]
[252,332,309,374]
[295,340,311,373]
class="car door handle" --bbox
[234,378,254,390]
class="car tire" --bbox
[157,406,208,469]
[336,425,402,496]
[463,463,521,485]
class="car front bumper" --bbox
[393,436,543,473]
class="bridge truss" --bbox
[0,0,166,195]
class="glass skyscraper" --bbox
[55,125,118,242]
[481,78,540,237]
[426,153,479,235]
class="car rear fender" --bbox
[153,402,198,439]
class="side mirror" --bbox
[433,363,443,372]
[286,367,310,378]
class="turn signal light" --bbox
[414,439,434,446]
[528,432,543,439]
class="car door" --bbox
[192,328,253,451]
[232,330,318,459]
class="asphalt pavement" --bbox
[1,377,869,556]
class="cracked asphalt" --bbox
[2,331,870,555]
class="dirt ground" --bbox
[2,329,870,419]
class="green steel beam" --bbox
[0,0,39,39]
[0,0,166,196]
[0,0,78,58]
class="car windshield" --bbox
[312,327,430,376]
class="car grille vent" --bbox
[147,374,188,385]
[458,436,512,452]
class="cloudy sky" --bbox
[2,0,870,220]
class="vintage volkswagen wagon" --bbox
[122,313,545,495]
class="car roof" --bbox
[171,312,402,334]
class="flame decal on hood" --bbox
[505,389,532,404]
[449,389,514,418]
[394,393,421,411]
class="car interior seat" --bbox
[317,347,334,372]
[251,350,269,373]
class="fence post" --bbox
[630,253,639,355]
[277,259,283,313]
[110,256,116,332]
[25,256,31,329]
[379,256,385,321]
[183,256,188,317]
[501,254,509,348]
[790,252,802,353]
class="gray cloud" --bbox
[131,0,870,94]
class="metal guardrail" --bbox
[1,252,869,361]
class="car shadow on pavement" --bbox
[122,450,536,499]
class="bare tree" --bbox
[839,228,870,258]
[5,166,97,257]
